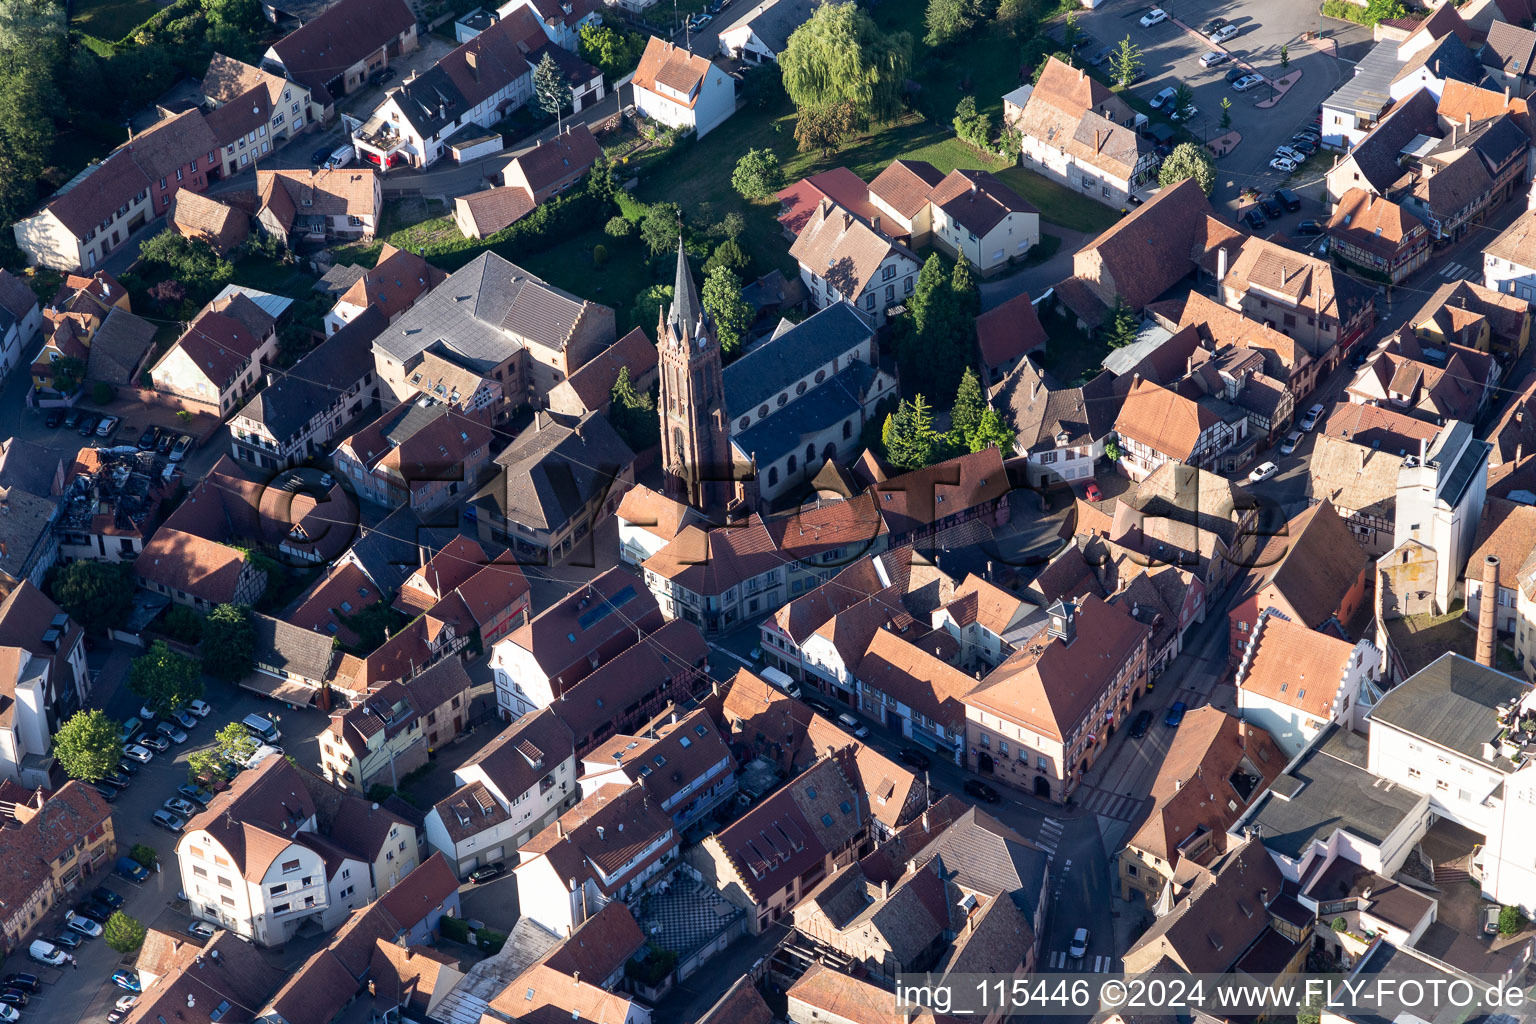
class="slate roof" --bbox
[1484,207,1536,266]
[1409,147,1494,221]
[716,0,817,53]
[994,362,1124,452]
[268,0,417,103]
[87,307,157,386]
[388,10,543,140]
[1371,652,1527,759]
[911,805,1049,919]
[722,300,874,416]
[251,611,336,682]
[471,410,634,533]
[1482,21,1536,80]
[1340,89,1441,193]
[236,306,387,440]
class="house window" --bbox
[864,292,876,310]
[905,276,914,295]
[882,265,896,281]
[282,859,301,873]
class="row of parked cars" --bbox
[42,409,195,460]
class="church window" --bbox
[788,454,798,474]
[768,466,779,487]
[739,417,750,430]
[796,382,807,396]
[777,394,788,407]
[759,405,769,418]
[843,420,852,440]
[815,370,825,384]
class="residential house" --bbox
[170,190,250,255]
[866,159,945,246]
[0,270,42,377]
[13,110,221,271]
[0,581,89,740]
[1306,434,1412,555]
[333,402,496,512]
[372,251,617,418]
[1480,19,1536,98]
[230,305,387,470]
[615,484,706,568]
[0,782,114,956]
[1118,708,1285,903]
[1109,566,1206,679]
[54,446,167,566]
[488,963,650,1024]
[468,409,635,563]
[83,306,157,391]
[489,566,665,717]
[453,187,536,239]
[1322,401,1441,455]
[306,778,428,899]
[1325,188,1431,283]
[1113,377,1234,481]
[790,857,958,981]
[243,611,336,706]
[689,757,867,934]
[1483,206,1536,301]
[545,327,659,418]
[854,626,978,761]
[136,528,268,611]
[992,361,1123,488]
[149,296,279,417]
[716,0,816,63]
[963,596,1149,802]
[931,573,1033,672]
[32,271,128,397]
[1162,291,1321,404]
[321,244,445,334]
[1484,371,1536,470]
[200,53,314,175]
[256,168,381,243]
[1345,330,1498,424]
[320,659,474,791]
[514,781,677,936]
[1412,278,1531,360]
[789,199,923,326]
[577,708,736,834]
[424,707,577,876]
[127,930,285,1024]
[1228,499,1373,665]
[1012,57,1157,208]
[495,0,600,50]
[502,123,602,203]
[527,900,646,993]
[1218,233,1377,370]
[1466,498,1536,637]
[974,291,1047,385]
[925,169,1039,274]
[263,0,420,123]
[1324,90,1440,202]
[631,37,735,139]
[1235,612,1383,758]
[864,447,1012,550]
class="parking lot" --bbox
[1070,1,1370,211]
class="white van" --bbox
[838,712,870,738]
[759,666,802,699]
[242,714,281,744]
[245,744,284,770]
[325,144,354,169]
[28,939,66,966]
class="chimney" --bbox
[881,879,889,899]
[467,51,479,82]
[1465,111,1472,132]
[1477,555,1500,667]
[871,214,882,235]
[970,180,978,196]
[556,819,565,839]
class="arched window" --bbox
[788,454,798,474]
[805,443,816,465]
[777,393,788,407]
[842,419,852,440]
[815,370,826,384]
[768,466,779,487]
[796,381,807,396]
[759,405,769,418]
[738,416,750,430]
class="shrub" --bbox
[593,243,609,267]
[130,843,158,869]
[439,915,470,943]
[605,215,633,238]
[1499,904,1529,936]
[104,912,147,953]
[475,926,508,952]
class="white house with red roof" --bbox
[631,37,735,140]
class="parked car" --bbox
[116,857,149,883]
[157,721,188,745]
[77,414,99,436]
[897,748,931,770]
[468,863,506,884]
[1269,156,1297,172]
[963,779,1000,802]
[805,698,833,716]
[63,410,82,429]
[112,970,142,993]
[116,758,140,776]
[1139,7,1167,27]
[187,921,216,938]
[156,431,175,456]
[100,771,131,790]
[1165,701,1188,727]
[1259,196,1284,219]
[1070,927,1090,959]
[51,928,82,949]
[92,886,125,909]
[95,414,120,436]
[138,704,157,720]
[141,734,170,753]
[1296,219,1325,236]
[1274,188,1303,211]
[163,797,198,817]
[309,145,332,165]
[0,989,28,1008]
[1129,709,1154,738]
[1483,904,1501,935]
[1280,430,1304,455]
[1241,208,1267,230]
[1089,43,1116,66]
[1199,50,1230,68]
[65,913,102,938]
[1300,403,1326,431]
[152,809,186,833]
[1291,129,1320,144]
[1170,104,1198,122]
[44,409,63,428]
[1232,73,1265,92]
[74,901,112,923]
[1203,17,1228,35]
[1249,461,1279,483]
[369,66,396,85]
[837,712,870,738]
[137,427,158,451]
[178,784,213,807]
[1149,86,1177,110]
[116,995,140,1012]
[170,434,193,461]
[0,1003,18,1022]
[1224,66,1250,84]
[1210,23,1238,43]
[1274,145,1305,163]
[0,975,39,995]
[1290,140,1317,159]
[174,708,197,729]
[94,784,118,802]
[1084,481,1103,502]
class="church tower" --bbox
[658,239,733,512]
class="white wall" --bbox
[513,853,578,934]
[1485,252,1536,304]
[491,637,552,716]
[1366,720,1505,833]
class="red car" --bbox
[1084,482,1103,502]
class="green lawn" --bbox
[521,232,659,334]
[69,0,159,42]
[1037,305,1109,386]
[994,167,1119,234]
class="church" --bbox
[658,242,897,512]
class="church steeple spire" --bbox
[657,240,731,512]
[665,237,709,345]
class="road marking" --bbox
[1040,818,1064,834]
[1094,956,1109,973]
[1442,262,1465,278]
[1050,951,1066,969]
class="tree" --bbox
[1279,43,1289,71]
[794,101,862,156]
[137,232,235,299]
[967,408,1016,455]
[701,266,752,358]
[577,20,646,80]
[631,284,672,332]
[50,561,134,635]
[704,238,749,277]
[533,51,570,126]
[1170,82,1195,122]
[212,720,259,766]
[950,254,979,318]
[953,96,992,151]
[925,0,980,47]
[49,354,85,395]
[91,381,114,405]
[1103,295,1140,349]
[1108,35,1142,88]
[882,396,940,470]
[1364,0,1408,22]
[1219,96,1233,132]
[1296,994,1323,1024]
[1158,142,1216,195]
[129,844,158,869]
[129,641,203,716]
[902,253,972,405]
[996,0,1030,38]
[780,2,911,123]
[593,243,608,267]
[731,148,783,200]
[605,216,633,238]
[201,604,254,683]
[1062,10,1081,53]
[639,204,679,256]
[104,912,147,954]
[949,367,984,444]
[53,710,122,782]
[713,211,746,240]
[161,605,204,644]
[147,278,185,311]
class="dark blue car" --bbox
[1165,701,1188,727]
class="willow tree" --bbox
[780,2,911,124]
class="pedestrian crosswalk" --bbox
[1035,817,1064,855]
[1074,785,1146,823]
[1440,261,1480,280]
[1048,952,1114,971]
